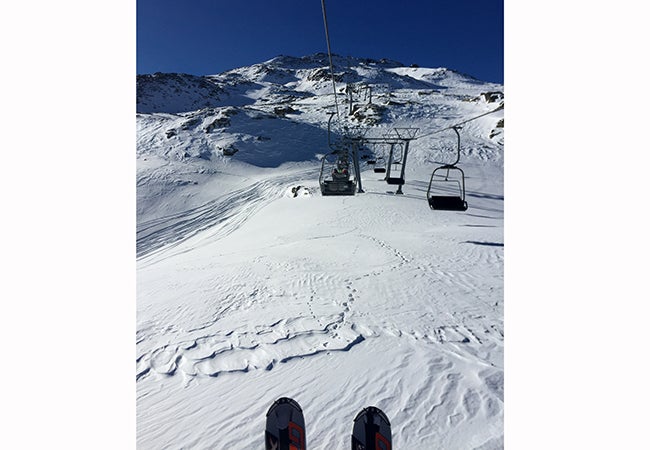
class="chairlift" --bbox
[385,129,418,189]
[372,143,387,173]
[373,155,386,173]
[371,137,394,174]
[427,126,468,211]
[319,150,356,196]
[385,142,405,185]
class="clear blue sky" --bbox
[137,0,503,83]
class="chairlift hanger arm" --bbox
[451,126,461,166]
[326,112,337,149]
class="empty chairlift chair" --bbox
[373,156,386,173]
[372,143,388,173]
[427,126,468,211]
[385,129,418,191]
[385,142,405,185]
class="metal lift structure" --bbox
[319,0,502,204]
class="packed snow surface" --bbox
[137,54,504,449]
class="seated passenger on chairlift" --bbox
[332,167,349,180]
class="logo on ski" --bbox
[265,397,307,450]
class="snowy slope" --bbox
[136,53,504,449]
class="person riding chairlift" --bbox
[332,166,349,179]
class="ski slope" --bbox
[136,54,504,449]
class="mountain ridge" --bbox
[137,52,499,114]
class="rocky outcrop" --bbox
[136,73,224,113]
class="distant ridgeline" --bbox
[136,53,501,115]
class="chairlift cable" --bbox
[320,0,341,121]
[416,104,504,140]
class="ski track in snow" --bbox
[136,167,319,259]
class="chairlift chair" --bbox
[385,172,404,185]
[319,150,356,196]
[384,142,405,184]
[373,156,386,173]
[427,165,468,211]
[426,126,468,211]
[384,129,418,188]
[370,142,389,173]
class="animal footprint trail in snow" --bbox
[359,234,412,270]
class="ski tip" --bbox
[267,397,303,416]
[353,406,390,426]
[266,397,307,450]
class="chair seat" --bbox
[428,195,468,211]
[321,180,356,196]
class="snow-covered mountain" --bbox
[137,54,504,449]
[137,54,493,113]
[136,53,503,221]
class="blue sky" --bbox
[137,0,503,83]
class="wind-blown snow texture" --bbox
[137,54,504,449]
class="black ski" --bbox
[265,397,306,450]
[351,406,392,450]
